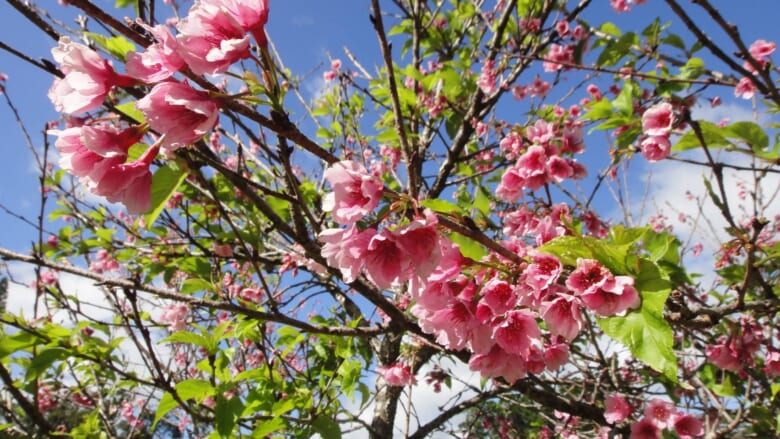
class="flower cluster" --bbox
[47,0,270,213]
[319,159,640,384]
[639,102,674,162]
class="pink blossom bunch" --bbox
[48,37,137,114]
[628,399,704,439]
[705,316,763,372]
[640,102,675,162]
[322,160,384,225]
[376,362,416,386]
[745,39,776,73]
[543,44,575,72]
[160,303,189,332]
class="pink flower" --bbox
[734,77,757,99]
[48,37,133,114]
[644,399,675,429]
[126,24,185,82]
[392,210,441,279]
[544,341,569,371]
[492,309,541,356]
[672,413,704,439]
[630,418,660,439]
[176,1,251,75]
[641,103,674,137]
[566,259,612,296]
[749,39,776,60]
[90,145,158,214]
[322,160,384,225]
[604,394,631,424]
[160,303,189,331]
[468,344,528,383]
[376,362,416,386]
[475,278,518,322]
[137,81,220,150]
[540,294,583,341]
[319,226,373,283]
[705,343,741,371]
[50,126,127,183]
[364,230,404,289]
[523,252,562,293]
[581,275,641,317]
[210,0,270,46]
[543,44,574,72]
[640,135,671,162]
[764,351,780,377]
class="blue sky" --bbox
[0,0,777,255]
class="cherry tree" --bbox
[0,0,778,437]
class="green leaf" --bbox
[699,364,738,396]
[175,379,214,402]
[145,162,188,227]
[673,121,729,152]
[152,392,177,429]
[472,186,491,215]
[312,415,342,439]
[84,32,136,62]
[181,278,214,295]
[613,81,636,115]
[25,347,69,380]
[114,101,145,124]
[420,199,464,215]
[679,57,705,80]
[252,418,286,437]
[598,259,677,381]
[449,232,487,261]
[725,121,769,150]
[215,395,243,438]
[162,331,210,349]
[0,331,38,358]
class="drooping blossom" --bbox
[604,394,632,424]
[319,226,373,283]
[672,413,704,439]
[50,125,140,184]
[363,230,404,289]
[160,302,189,332]
[392,209,441,280]
[580,274,640,317]
[764,351,780,377]
[376,362,416,387]
[209,0,270,46]
[492,309,541,356]
[468,344,528,384]
[749,39,777,59]
[640,135,671,162]
[540,294,583,341]
[641,102,674,137]
[734,77,757,99]
[322,160,384,225]
[137,81,220,150]
[630,417,660,439]
[49,37,135,114]
[126,24,185,82]
[543,44,574,72]
[176,1,251,75]
[566,259,612,296]
[90,145,158,214]
[475,278,518,322]
[643,399,676,429]
[544,341,569,371]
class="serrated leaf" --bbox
[25,347,68,380]
[114,101,145,124]
[673,121,729,152]
[181,278,214,295]
[145,162,188,227]
[449,232,487,261]
[420,199,464,215]
[175,379,214,402]
[312,415,341,439]
[598,259,676,381]
[152,392,177,429]
[725,121,769,150]
[252,418,286,437]
[162,331,209,349]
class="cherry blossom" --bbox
[604,394,632,424]
[640,135,672,162]
[376,362,416,386]
[176,1,251,75]
[137,81,220,150]
[49,37,135,114]
[641,102,674,137]
[322,160,384,225]
[126,24,185,82]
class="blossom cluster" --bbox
[639,102,674,162]
[318,159,640,384]
[47,0,269,213]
